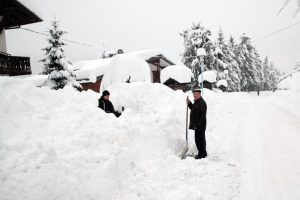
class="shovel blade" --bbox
[180,146,189,159]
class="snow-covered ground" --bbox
[0,77,299,200]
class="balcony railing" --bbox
[0,52,31,76]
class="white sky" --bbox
[6,0,300,74]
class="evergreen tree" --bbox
[181,23,222,87]
[237,34,260,91]
[214,29,228,81]
[180,23,282,92]
[227,36,242,91]
[262,56,271,90]
[269,62,281,91]
[253,49,264,90]
[216,30,242,91]
[40,20,81,90]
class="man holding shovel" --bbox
[186,88,207,159]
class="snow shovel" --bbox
[180,104,189,159]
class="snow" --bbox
[128,49,169,61]
[197,48,206,56]
[1,76,300,200]
[15,75,47,87]
[100,54,151,92]
[216,79,228,88]
[73,58,111,82]
[160,65,192,84]
[199,70,217,83]
[278,71,300,91]
[72,49,176,85]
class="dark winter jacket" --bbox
[98,96,121,117]
[188,97,207,130]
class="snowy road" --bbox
[237,94,300,200]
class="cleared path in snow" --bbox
[239,94,300,200]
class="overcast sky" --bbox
[6,0,300,74]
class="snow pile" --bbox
[160,65,192,83]
[216,79,228,88]
[199,70,217,83]
[0,76,243,200]
[22,75,48,86]
[100,54,151,91]
[278,71,300,92]
[73,58,111,83]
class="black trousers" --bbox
[195,128,207,158]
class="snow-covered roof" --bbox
[196,48,206,57]
[73,49,176,83]
[216,79,228,88]
[16,0,42,23]
[199,70,217,83]
[100,54,151,92]
[161,65,192,84]
[73,58,111,82]
[18,0,42,18]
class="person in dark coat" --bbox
[98,90,121,117]
[186,88,207,159]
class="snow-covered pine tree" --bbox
[253,49,264,91]
[269,62,281,91]
[215,29,242,91]
[262,56,271,90]
[213,29,228,81]
[181,22,218,87]
[40,20,81,90]
[227,36,242,91]
[237,34,260,91]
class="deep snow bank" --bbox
[0,77,240,200]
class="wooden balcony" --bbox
[0,52,31,76]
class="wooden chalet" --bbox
[161,64,192,92]
[203,80,213,90]
[0,0,42,76]
[146,54,175,83]
[218,85,227,92]
[216,79,228,92]
[163,78,189,91]
[74,50,175,93]
[199,71,217,90]
[78,75,104,92]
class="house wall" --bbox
[80,80,101,93]
[149,63,156,82]
[148,63,161,83]
[0,29,7,53]
[203,81,213,90]
[166,84,188,92]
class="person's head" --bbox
[192,88,202,100]
[102,90,110,100]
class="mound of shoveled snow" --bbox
[0,77,239,200]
